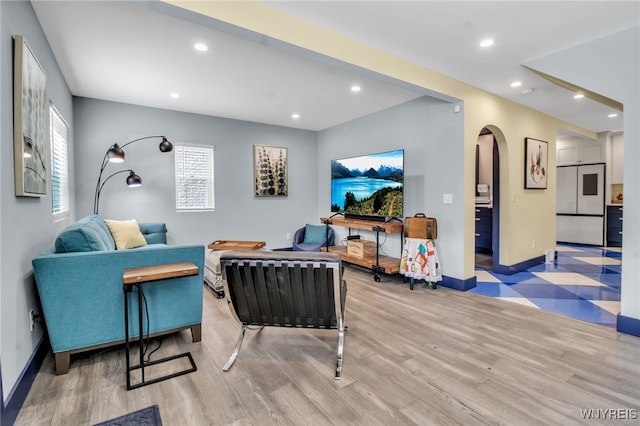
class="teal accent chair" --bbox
[292,224,335,252]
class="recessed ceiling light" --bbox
[521,88,535,95]
[350,85,361,92]
[291,113,300,119]
[608,113,618,118]
[193,43,208,52]
[479,39,494,48]
[573,94,585,99]
[510,81,522,88]
[170,92,180,99]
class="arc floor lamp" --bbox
[93,136,173,214]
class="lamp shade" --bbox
[107,144,125,163]
[94,135,170,214]
[159,137,173,152]
[126,171,142,187]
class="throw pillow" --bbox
[104,219,148,250]
[55,216,115,253]
[303,224,327,245]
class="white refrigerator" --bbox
[556,163,605,245]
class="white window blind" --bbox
[50,105,69,218]
[175,144,215,211]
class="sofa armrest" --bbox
[138,222,167,244]
[32,244,204,354]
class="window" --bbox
[50,105,69,219]
[174,144,215,211]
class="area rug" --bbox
[94,405,162,426]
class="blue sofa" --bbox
[32,214,205,374]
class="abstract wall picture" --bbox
[14,35,47,197]
[524,137,548,189]
[254,145,288,196]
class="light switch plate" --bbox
[443,193,453,204]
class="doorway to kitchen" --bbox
[475,127,501,270]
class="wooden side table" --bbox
[208,240,266,250]
[205,240,266,298]
[122,262,199,390]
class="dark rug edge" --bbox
[93,404,162,426]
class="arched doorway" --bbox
[474,126,506,270]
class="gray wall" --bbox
[73,94,463,278]
[73,97,318,249]
[318,96,465,280]
[1,0,74,401]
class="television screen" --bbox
[331,149,404,218]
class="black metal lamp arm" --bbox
[93,151,113,214]
[94,169,137,215]
[119,135,166,150]
[92,136,172,214]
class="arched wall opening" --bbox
[474,125,508,271]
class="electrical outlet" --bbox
[286,232,291,241]
[29,309,35,332]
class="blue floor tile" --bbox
[509,282,582,299]
[527,298,617,326]
[605,251,622,260]
[470,282,522,298]
[473,243,621,328]
[604,265,622,274]
[584,273,621,288]
[557,285,620,301]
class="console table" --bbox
[122,262,199,390]
[320,216,403,281]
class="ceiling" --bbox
[31,1,638,134]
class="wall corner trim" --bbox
[616,314,640,337]
[3,336,48,425]
[439,275,476,291]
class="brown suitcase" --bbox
[404,213,437,239]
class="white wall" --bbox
[476,133,494,197]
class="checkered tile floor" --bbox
[472,244,622,328]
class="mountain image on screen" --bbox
[330,149,403,218]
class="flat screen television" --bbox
[331,149,404,220]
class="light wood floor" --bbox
[15,265,640,425]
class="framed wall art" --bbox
[524,137,548,189]
[14,35,47,197]
[254,145,288,197]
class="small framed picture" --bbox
[254,145,288,197]
[524,137,548,189]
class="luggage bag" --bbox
[404,213,437,239]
